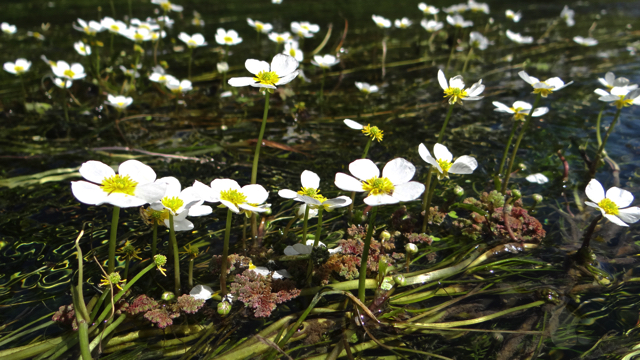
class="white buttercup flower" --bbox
[311,54,339,69]
[467,0,489,14]
[291,21,319,38]
[106,95,133,110]
[573,36,598,47]
[251,266,291,279]
[438,69,484,105]
[355,82,379,94]
[597,72,635,90]
[74,41,92,56]
[27,31,45,41]
[492,101,549,121]
[247,18,273,34]
[193,179,269,215]
[272,0,283,4]
[283,40,303,62]
[443,4,468,13]
[268,32,291,44]
[560,6,575,27]
[149,66,177,85]
[419,143,478,180]
[151,0,183,12]
[446,14,473,28]
[394,18,413,29]
[584,179,640,227]
[166,79,193,93]
[54,78,73,88]
[130,18,160,32]
[372,15,392,28]
[335,158,425,206]
[71,160,167,208]
[284,240,342,256]
[3,59,31,75]
[215,28,242,46]
[122,27,152,42]
[506,30,533,44]
[596,87,640,109]
[1,22,17,34]
[279,170,351,210]
[52,61,86,80]
[519,71,573,97]
[179,32,207,48]
[101,17,127,34]
[421,19,443,32]
[191,11,205,27]
[228,54,299,90]
[506,10,521,22]
[73,18,103,35]
[418,3,439,15]
[149,177,211,231]
[343,120,384,142]
[189,285,213,300]
[469,31,490,50]
[526,173,549,184]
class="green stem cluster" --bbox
[108,206,121,274]
[220,208,233,297]
[169,214,181,294]
[358,207,378,302]
[589,107,622,177]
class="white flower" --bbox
[560,6,575,27]
[251,266,291,279]
[421,19,443,32]
[191,11,205,27]
[3,59,31,75]
[106,94,133,110]
[179,32,206,48]
[120,65,141,78]
[130,18,160,32]
[492,101,549,121]
[71,160,167,208]
[278,170,352,211]
[443,4,468,13]
[296,204,318,218]
[526,173,549,184]
[394,18,413,29]
[584,179,640,227]
[469,31,490,50]
[372,15,392,28]
[505,10,522,22]
[1,22,16,34]
[272,0,283,3]
[27,31,45,41]
[101,17,127,34]
[166,79,193,93]
[291,21,319,38]
[268,32,291,44]
[418,3,439,15]
[149,66,177,85]
[596,87,640,109]
[343,120,384,142]
[446,14,473,28]
[506,30,533,44]
[150,31,167,42]
[355,82,379,94]
[284,240,342,256]
[121,27,152,42]
[228,54,299,90]
[334,158,425,206]
[467,0,489,14]
[217,62,229,73]
[156,16,174,28]
[419,143,478,180]
[311,54,339,69]
[437,69,484,105]
[52,61,86,80]
[151,0,183,12]
[215,28,242,46]
[194,179,269,215]
[74,41,92,56]
[73,18,103,35]
[283,40,303,62]
[149,176,211,231]
[189,285,213,300]
[519,71,573,97]
[573,36,598,47]
[597,72,635,90]
[247,18,273,34]
[54,78,73,89]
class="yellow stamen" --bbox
[511,107,526,121]
[613,96,634,109]
[362,177,395,196]
[297,187,327,202]
[444,87,468,105]
[63,69,75,78]
[255,23,264,32]
[224,36,232,43]
[220,189,247,207]
[598,198,619,215]
[161,196,184,213]
[14,65,24,73]
[253,70,279,87]
[362,124,384,142]
[436,159,453,179]
[101,174,138,196]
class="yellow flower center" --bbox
[613,96,634,109]
[134,33,144,41]
[598,198,619,215]
[188,39,197,47]
[14,65,24,73]
[253,70,279,86]
[100,272,125,290]
[63,69,75,78]
[161,2,172,11]
[224,36,233,43]
[400,23,407,29]
[255,23,264,31]
[111,25,119,31]
[143,207,170,225]
[444,87,468,105]
[79,46,86,52]
[297,187,327,202]
[362,124,383,142]
[362,177,395,196]
[533,83,553,97]
[159,75,166,82]
[436,159,453,179]
[289,48,296,57]
[220,189,247,206]
[101,174,138,196]
[117,102,125,108]
[162,196,184,213]
[276,36,284,42]
[511,107,526,121]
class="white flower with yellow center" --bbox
[421,19,443,32]
[250,265,291,279]
[150,31,166,42]
[27,31,45,41]
[3,59,31,75]
[443,4,468,13]
[149,66,177,85]
[469,31,490,50]
[573,36,598,47]
[247,18,273,34]
[149,177,212,231]
[597,72,635,90]
[284,240,342,256]
[278,170,352,210]
[73,18,103,36]
[584,179,640,227]
[54,78,73,89]
[166,79,193,94]
[505,10,522,22]
[560,6,575,27]
[505,30,533,44]
[492,101,549,121]
[335,158,425,206]
[291,21,319,38]
[372,15,391,28]
[418,3,440,15]
[74,41,92,56]
[343,119,384,142]
[519,71,572,98]
[596,87,640,109]
[355,82,379,94]
[467,0,489,14]
[71,160,167,208]
[120,65,141,78]
[51,61,86,80]
[394,18,413,29]
[283,40,303,62]
[438,69,484,105]
[106,94,133,110]
[228,54,299,90]
[311,54,339,69]
[215,28,242,46]
[419,143,477,180]
[193,179,269,215]
[101,17,127,34]
[130,18,160,32]
[121,27,152,42]
[217,62,229,73]
[151,0,183,12]
[1,22,17,34]
[179,32,207,48]
[268,31,291,44]
[446,14,473,28]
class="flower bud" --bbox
[453,185,464,196]
[380,230,391,241]
[217,301,231,316]
[154,255,167,267]
[511,189,521,200]
[533,194,543,203]
[393,274,406,286]
[262,207,272,216]
[405,243,418,254]
[161,291,175,301]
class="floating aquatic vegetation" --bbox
[230,269,301,318]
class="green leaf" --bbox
[448,211,458,219]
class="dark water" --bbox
[1,0,640,358]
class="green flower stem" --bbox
[590,107,622,177]
[108,206,120,274]
[188,47,193,80]
[282,215,298,238]
[19,74,28,102]
[169,214,181,294]
[581,214,602,249]
[461,46,473,73]
[445,28,458,71]
[425,176,439,221]
[89,288,110,322]
[188,259,194,289]
[62,92,70,123]
[595,104,606,147]
[127,0,132,25]
[71,285,91,360]
[306,207,324,284]
[497,120,520,182]
[123,258,130,281]
[301,204,311,243]
[501,93,542,194]
[437,104,455,143]
[358,206,378,303]
[220,208,233,297]
[349,137,374,214]
[110,33,115,58]
[319,68,326,103]
[151,222,158,259]
[88,314,126,354]
[108,0,116,18]
[251,91,270,184]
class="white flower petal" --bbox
[449,76,465,89]
[531,107,549,117]
[525,173,549,184]
[605,187,634,208]
[105,193,147,208]
[617,207,640,224]
[241,184,268,204]
[156,176,181,198]
[364,194,399,206]
[300,170,320,189]
[192,180,218,203]
[79,161,115,183]
[492,101,512,113]
[188,204,212,217]
[211,179,241,195]
[221,200,240,213]
[585,179,605,203]
[584,201,600,209]
[437,69,448,90]
[135,182,167,204]
[392,182,425,202]
[284,246,299,256]
[349,159,380,181]
[293,243,312,254]
[604,213,628,227]
[298,195,322,206]
[71,181,109,205]
[323,196,350,210]
[418,143,440,170]
[275,70,298,85]
[382,158,415,185]
[278,189,299,199]
[334,173,364,192]
[433,143,453,162]
[170,218,194,231]
[245,59,270,75]
[119,160,156,184]
[190,285,213,300]
[271,54,298,76]
[228,77,256,87]
[449,156,478,174]
[239,203,268,213]
[344,119,364,130]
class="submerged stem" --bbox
[301,205,311,244]
[590,107,622,177]
[358,207,378,303]
[581,214,602,250]
[497,120,520,182]
[188,48,193,80]
[307,207,324,284]
[108,206,121,274]
[461,46,473,73]
[220,208,233,297]
[169,214,181,294]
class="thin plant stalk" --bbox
[62,92,70,123]
[501,93,541,194]
[19,75,28,103]
[110,33,115,58]
[349,138,373,214]
[127,0,132,25]
[251,92,270,184]
[169,214,181,294]
[123,257,130,281]
[581,214,602,249]
[446,28,458,71]
[73,228,91,360]
[497,120,520,181]
[301,205,311,243]
[589,107,622,177]
[151,222,158,259]
[358,206,378,303]
[108,0,116,18]
[220,208,233,297]
[461,47,474,73]
[319,68,326,103]
[188,259,194,289]
[306,207,323,284]
[188,47,193,80]
[108,206,121,274]
[595,104,606,146]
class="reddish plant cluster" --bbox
[52,304,78,331]
[125,294,205,328]
[230,269,301,318]
[405,233,434,244]
[210,254,253,276]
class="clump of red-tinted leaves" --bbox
[210,254,253,276]
[125,294,205,328]
[52,304,78,330]
[230,269,301,318]
[127,294,158,315]
[405,233,434,244]
[452,190,546,243]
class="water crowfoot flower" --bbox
[526,173,549,184]
[421,19,444,33]
[355,82,379,95]
[149,66,177,85]
[268,32,291,44]
[1,22,16,34]
[312,54,339,102]
[492,101,549,121]
[190,285,213,301]
[596,87,640,109]
[394,18,413,29]
[166,79,193,94]
[73,18,103,36]
[518,71,572,97]
[446,14,473,28]
[3,59,31,75]
[560,6,575,27]
[584,179,640,227]
[372,15,392,28]
[573,36,598,46]
[151,0,183,12]
[283,40,303,62]
[343,119,383,158]
[597,72,635,90]
[506,10,522,22]
[247,18,273,34]
[506,30,533,44]
[215,28,242,46]
[418,143,478,180]
[418,3,440,15]
[291,22,320,38]
[228,54,299,92]
[463,32,491,72]
[52,61,86,80]
[54,78,73,89]
[73,42,91,56]
[438,69,484,105]
[106,95,133,111]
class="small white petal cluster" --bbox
[595,87,640,108]
[421,19,443,32]
[106,94,133,110]
[120,65,141,78]
[443,4,468,13]
[247,18,273,34]
[355,82,379,94]
[1,22,17,34]
[419,143,478,180]
[438,69,485,105]
[372,15,392,28]
[311,54,339,69]
[506,30,533,44]
[268,32,291,44]
[52,61,86,80]
[283,40,303,62]
[73,18,104,35]
[526,173,549,184]
[228,54,299,90]
[467,0,489,14]
[251,267,291,279]
[506,10,522,22]
[74,41,92,56]
[418,3,440,15]
[150,176,212,231]
[560,6,575,27]
[131,18,160,31]
[215,28,242,46]
[54,78,73,89]
[519,71,573,97]
[194,179,269,215]
[151,0,183,12]
[217,62,229,73]
[278,170,352,211]
[121,27,153,42]
[492,101,549,120]
[446,14,473,28]
[166,79,193,93]
[469,31,490,50]
[394,18,413,29]
[573,36,598,47]
[597,72,635,90]
[585,179,640,227]
[149,66,177,85]
[101,17,128,34]
[284,240,342,256]
[179,32,207,48]
[3,58,31,75]
[291,22,319,38]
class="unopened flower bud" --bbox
[262,207,272,216]
[393,274,406,286]
[511,189,521,199]
[380,230,391,241]
[533,194,543,203]
[161,291,175,301]
[453,185,464,196]
[154,255,167,267]
[217,301,231,316]
[405,243,418,254]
